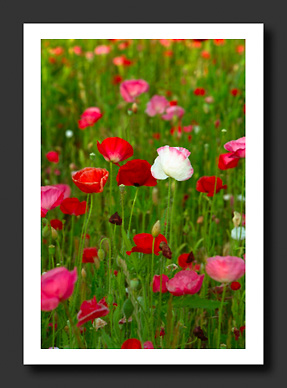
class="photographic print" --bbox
[24,23,263,364]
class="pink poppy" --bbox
[97,137,133,165]
[205,256,245,283]
[152,274,169,293]
[120,79,149,103]
[94,45,111,55]
[41,267,77,311]
[143,341,154,349]
[53,184,71,199]
[218,152,240,170]
[41,185,64,217]
[78,107,103,130]
[151,145,194,181]
[162,105,185,121]
[77,296,109,327]
[145,95,169,117]
[73,46,82,55]
[113,55,132,66]
[166,270,204,296]
[224,137,245,158]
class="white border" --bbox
[24,23,263,365]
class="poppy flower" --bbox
[151,145,194,181]
[237,45,245,54]
[113,55,132,66]
[166,270,204,296]
[152,274,169,293]
[97,137,133,165]
[78,107,103,130]
[224,137,245,158]
[145,95,169,117]
[218,152,240,170]
[205,256,245,283]
[73,46,82,55]
[116,159,157,187]
[94,45,111,55]
[72,167,109,194]
[41,267,77,311]
[196,176,227,197]
[60,197,87,216]
[41,185,64,217]
[230,281,241,291]
[126,233,167,256]
[162,105,185,120]
[112,75,123,85]
[46,151,59,164]
[194,88,205,96]
[82,247,98,263]
[53,184,71,199]
[231,88,239,96]
[50,219,63,230]
[109,212,122,225]
[77,296,109,327]
[213,39,225,46]
[121,339,142,349]
[201,50,210,59]
[143,341,154,349]
[120,79,149,103]
[178,252,197,270]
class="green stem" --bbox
[165,179,172,239]
[150,237,155,338]
[68,216,75,269]
[217,283,227,348]
[169,179,176,247]
[52,310,55,348]
[109,161,113,216]
[62,301,85,349]
[128,187,139,238]
[207,177,218,254]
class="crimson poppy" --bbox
[121,339,142,349]
[50,219,63,230]
[194,88,205,96]
[196,176,227,197]
[126,233,167,256]
[72,167,109,194]
[46,151,59,163]
[116,159,157,187]
[178,252,198,270]
[60,197,87,216]
[82,247,98,263]
[77,296,109,327]
[230,281,241,291]
[97,137,133,165]
[218,153,240,170]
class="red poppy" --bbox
[72,167,109,194]
[218,153,240,170]
[196,176,227,197]
[113,55,132,66]
[201,50,210,59]
[78,107,103,130]
[112,75,123,85]
[230,281,241,291]
[46,151,59,164]
[194,88,205,96]
[214,39,225,46]
[231,88,239,96]
[121,339,142,349]
[169,100,177,106]
[77,296,109,327]
[50,219,63,230]
[82,247,98,263]
[193,39,208,42]
[126,233,167,256]
[178,252,197,269]
[97,137,133,165]
[116,159,157,187]
[60,197,87,216]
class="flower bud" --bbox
[132,102,138,113]
[97,248,105,261]
[119,184,126,194]
[152,187,159,205]
[232,211,241,227]
[48,245,56,255]
[107,294,113,305]
[81,268,87,279]
[123,298,134,319]
[94,257,100,269]
[93,318,107,331]
[42,225,51,238]
[151,220,161,238]
[109,212,122,226]
[130,278,140,290]
[51,227,58,240]
[90,152,96,161]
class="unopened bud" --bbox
[64,325,69,333]
[151,220,161,238]
[152,187,159,205]
[51,227,58,240]
[81,268,87,278]
[232,211,241,227]
[87,142,93,150]
[130,278,140,290]
[48,245,55,255]
[98,248,105,261]
[123,298,134,319]
[119,184,126,194]
[159,242,172,259]
[94,257,100,269]
[42,225,51,238]
[90,152,96,161]
[132,102,138,113]
[69,163,77,171]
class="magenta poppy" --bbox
[46,151,59,163]
[116,159,157,187]
[145,95,169,117]
[126,233,167,256]
[97,137,133,165]
[77,296,109,327]
[41,185,64,217]
[152,274,169,293]
[53,184,71,199]
[78,107,103,130]
[120,79,149,102]
[166,270,204,296]
[224,137,245,158]
[161,105,185,121]
[196,176,227,197]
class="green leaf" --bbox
[172,295,227,310]
[100,330,119,349]
[121,228,133,252]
